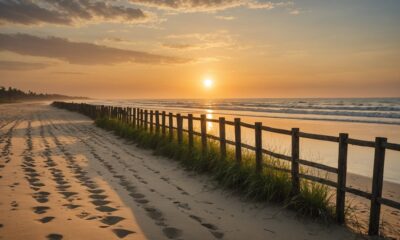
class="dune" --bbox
[0,102,394,239]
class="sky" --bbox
[0,0,399,99]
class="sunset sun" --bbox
[203,78,214,89]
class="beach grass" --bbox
[95,117,335,220]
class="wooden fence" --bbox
[52,101,400,236]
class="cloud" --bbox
[129,0,293,12]
[0,60,49,71]
[247,1,293,9]
[0,33,189,65]
[0,0,150,26]
[162,31,242,50]
[130,0,243,12]
[52,71,86,75]
[215,15,236,20]
[162,43,196,50]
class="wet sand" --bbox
[0,102,396,239]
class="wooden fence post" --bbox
[168,113,173,141]
[255,122,263,174]
[150,110,154,133]
[130,107,133,125]
[219,117,226,159]
[234,118,242,164]
[137,108,140,128]
[123,107,126,123]
[123,108,126,123]
[144,110,148,131]
[140,109,143,128]
[336,133,348,224]
[200,114,207,155]
[291,128,300,196]
[177,114,183,144]
[132,108,136,128]
[188,114,194,149]
[155,111,160,134]
[162,111,166,137]
[126,108,129,123]
[368,137,387,236]
[127,108,130,124]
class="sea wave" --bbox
[86,98,400,125]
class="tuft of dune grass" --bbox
[95,117,335,221]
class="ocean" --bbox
[83,98,400,184]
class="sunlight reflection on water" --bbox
[206,110,213,132]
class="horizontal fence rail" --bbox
[51,101,400,236]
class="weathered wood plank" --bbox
[234,118,242,164]
[177,114,183,143]
[255,122,263,174]
[299,132,339,142]
[368,137,387,236]
[219,117,227,159]
[162,111,166,136]
[201,114,207,154]
[188,114,194,149]
[291,128,300,196]
[169,112,173,140]
[336,133,348,224]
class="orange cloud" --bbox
[0,33,189,65]
[0,0,149,25]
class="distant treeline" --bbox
[0,86,88,103]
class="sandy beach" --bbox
[0,102,398,239]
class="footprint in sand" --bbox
[95,206,118,213]
[173,201,191,211]
[144,207,164,221]
[129,193,145,199]
[101,216,125,226]
[63,203,81,209]
[112,229,136,239]
[189,215,224,239]
[88,189,104,194]
[59,191,77,199]
[10,201,18,210]
[46,233,63,240]
[77,211,90,219]
[33,206,50,214]
[38,216,55,223]
[32,191,50,203]
[162,227,182,239]
[135,199,149,204]
[91,200,111,206]
[89,194,108,200]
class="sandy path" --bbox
[1,102,360,239]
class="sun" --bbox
[203,78,214,89]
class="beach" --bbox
[0,102,398,239]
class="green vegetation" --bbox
[95,117,334,220]
[0,86,87,103]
